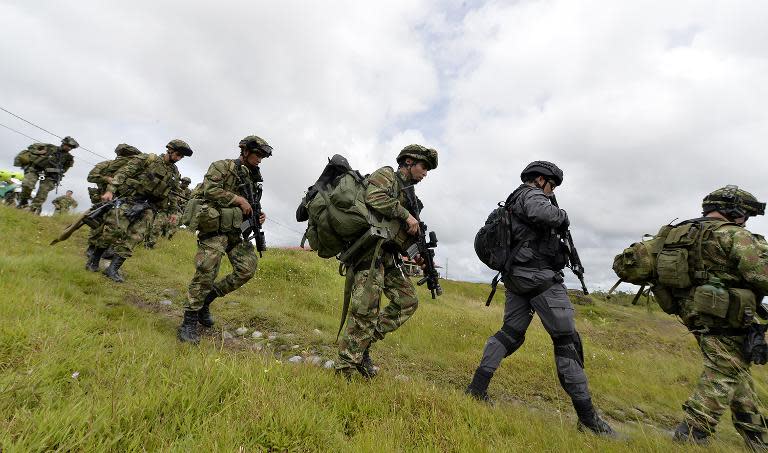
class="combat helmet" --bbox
[114,143,141,157]
[239,135,273,156]
[396,144,438,170]
[61,136,79,148]
[166,139,193,156]
[702,185,766,219]
[520,161,564,186]
[180,176,191,185]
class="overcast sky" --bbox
[2,0,767,289]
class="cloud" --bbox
[1,0,767,290]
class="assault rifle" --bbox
[238,166,266,257]
[50,198,121,245]
[402,184,443,299]
[549,194,588,294]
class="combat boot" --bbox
[358,348,379,378]
[104,255,126,283]
[574,398,617,438]
[673,421,710,445]
[86,247,106,272]
[16,198,28,209]
[198,290,219,327]
[465,368,493,402]
[177,310,200,344]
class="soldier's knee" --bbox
[552,332,585,368]
[493,324,526,357]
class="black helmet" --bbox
[702,185,765,219]
[520,161,563,186]
[239,135,273,157]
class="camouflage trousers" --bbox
[337,253,418,368]
[3,190,17,205]
[185,232,258,311]
[95,201,155,258]
[146,211,171,247]
[18,168,57,213]
[683,333,768,438]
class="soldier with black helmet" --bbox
[13,136,79,214]
[659,185,768,449]
[177,135,271,344]
[335,144,438,378]
[90,139,192,282]
[465,161,616,437]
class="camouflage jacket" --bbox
[14,144,73,176]
[52,195,78,211]
[696,220,768,294]
[87,156,136,194]
[365,166,413,221]
[107,153,181,206]
[201,159,261,208]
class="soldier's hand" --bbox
[106,177,114,184]
[414,254,426,269]
[406,214,420,235]
[259,212,266,225]
[169,214,178,225]
[101,191,114,202]
[234,196,253,215]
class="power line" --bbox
[267,217,305,236]
[0,120,98,167]
[0,106,110,160]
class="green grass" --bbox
[0,204,764,451]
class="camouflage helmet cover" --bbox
[702,185,765,218]
[166,139,193,156]
[239,135,272,156]
[180,176,191,184]
[114,143,141,157]
[61,136,79,148]
[397,144,438,170]
[520,161,564,186]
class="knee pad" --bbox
[552,332,585,368]
[493,324,525,357]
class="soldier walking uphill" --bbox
[465,161,615,436]
[654,186,768,450]
[13,136,79,214]
[177,136,271,344]
[84,143,143,265]
[88,140,192,282]
[51,190,78,215]
[336,145,438,379]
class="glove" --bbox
[743,323,768,365]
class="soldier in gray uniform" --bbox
[465,161,615,436]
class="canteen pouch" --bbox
[218,207,244,233]
[727,288,757,328]
[692,284,730,319]
[196,205,220,234]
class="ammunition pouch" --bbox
[685,286,757,328]
[125,201,153,223]
[192,203,243,235]
[657,249,691,288]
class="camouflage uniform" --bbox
[51,194,78,215]
[674,221,768,443]
[85,147,142,250]
[185,159,261,312]
[337,166,419,371]
[97,153,181,259]
[167,181,192,239]
[14,139,77,214]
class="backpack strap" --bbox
[485,272,502,306]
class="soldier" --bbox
[335,145,437,379]
[465,161,615,436]
[167,176,192,239]
[51,190,78,215]
[177,135,271,344]
[89,139,192,282]
[663,186,768,450]
[84,144,143,267]
[14,136,79,214]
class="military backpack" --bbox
[612,219,757,328]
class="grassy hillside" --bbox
[0,204,764,451]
